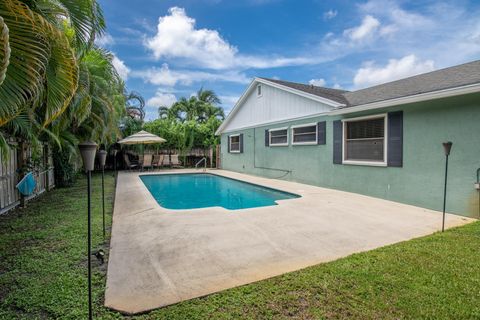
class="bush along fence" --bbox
[0,139,55,214]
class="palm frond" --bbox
[0,0,50,123]
[42,28,79,126]
[0,16,10,87]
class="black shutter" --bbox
[227,135,231,153]
[265,129,269,147]
[317,121,326,145]
[239,134,244,153]
[387,111,403,167]
[333,120,342,164]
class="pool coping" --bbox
[105,169,476,315]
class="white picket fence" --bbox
[0,141,55,214]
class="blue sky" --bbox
[97,0,480,120]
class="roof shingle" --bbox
[261,60,480,108]
[260,78,350,105]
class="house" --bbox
[216,60,480,217]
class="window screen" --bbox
[292,125,317,143]
[270,129,288,145]
[230,135,240,152]
[345,117,385,162]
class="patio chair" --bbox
[123,154,140,170]
[142,154,153,171]
[170,154,183,168]
[162,155,170,167]
[152,154,163,170]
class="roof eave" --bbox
[331,83,480,115]
[257,78,346,108]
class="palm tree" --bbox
[158,106,170,119]
[125,91,145,121]
[197,88,220,105]
[52,47,126,154]
[196,89,224,122]
[0,0,105,154]
[169,97,200,122]
[201,104,225,121]
[166,88,224,123]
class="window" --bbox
[257,85,262,97]
[343,115,387,166]
[229,135,240,153]
[292,123,317,145]
[269,128,288,146]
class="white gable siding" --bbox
[222,83,335,133]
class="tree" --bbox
[125,91,145,121]
[166,88,224,123]
[145,88,224,158]
[0,0,137,161]
[0,0,106,154]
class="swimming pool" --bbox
[140,173,299,210]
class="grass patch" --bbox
[0,173,479,319]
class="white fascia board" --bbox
[331,83,480,115]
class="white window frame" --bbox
[269,127,289,147]
[257,84,262,98]
[291,123,318,146]
[342,114,388,167]
[229,134,241,153]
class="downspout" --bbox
[252,128,292,179]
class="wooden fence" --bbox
[0,140,55,214]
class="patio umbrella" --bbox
[118,130,166,163]
[118,130,166,145]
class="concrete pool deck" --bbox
[105,169,474,314]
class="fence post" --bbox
[44,144,50,191]
[216,144,221,169]
[17,140,26,208]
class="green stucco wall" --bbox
[221,93,480,218]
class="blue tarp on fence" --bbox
[16,172,36,196]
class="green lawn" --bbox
[1,174,479,319]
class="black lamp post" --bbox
[441,141,452,232]
[98,150,107,239]
[78,141,98,320]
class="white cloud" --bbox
[145,7,237,69]
[95,33,115,47]
[324,10,338,20]
[353,54,435,88]
[309,78,326,87]
[343,15,380,41]
[144,7,314,70]
[146,91,177,108]
[112,54,130,80]
[333,83,342,89]
[318,0,480,82]
[132,63,250,87]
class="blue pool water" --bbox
[140,173,299,210]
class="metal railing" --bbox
[195,157,207,172]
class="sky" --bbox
[97,0,480,120]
